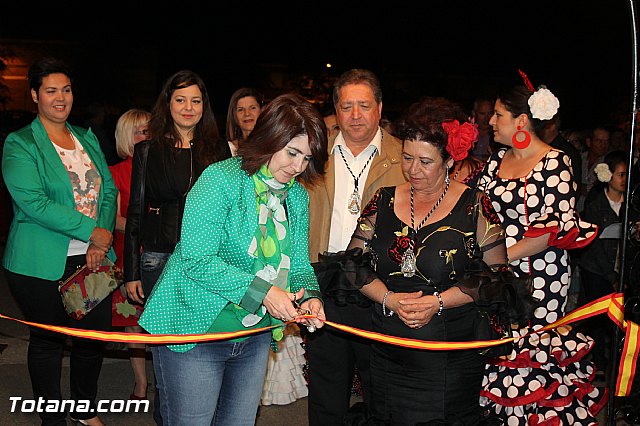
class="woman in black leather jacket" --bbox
[123,69,230,409]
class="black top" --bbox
[123,140,231,282]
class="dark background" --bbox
[0,0,636,131]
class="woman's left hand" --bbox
[263,287,304,321]
[397,294,440,329]
[297,297,325,332]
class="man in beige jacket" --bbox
[305,69,406,425]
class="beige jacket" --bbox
[305,129,406,263]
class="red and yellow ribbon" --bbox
[1,292,638,396]
[0,313,278,344]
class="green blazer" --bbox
[2,116,117,280]
[139,157,320,352]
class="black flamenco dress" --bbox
[476,148,606,425]
[337,185,508,425]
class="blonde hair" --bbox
[114,108,151,158]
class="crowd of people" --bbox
[1,56,637,425]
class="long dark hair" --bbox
[148,69,226,171]
[237,93,328,185]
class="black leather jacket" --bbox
[578,186,622,284]
[124,140,230,282]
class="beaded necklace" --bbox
[337,145,377,214]
[401,179,450,277]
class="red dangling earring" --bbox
[512,126,531,149]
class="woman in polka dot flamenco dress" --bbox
[476,79,606,425]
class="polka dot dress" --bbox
[476,148,605,425]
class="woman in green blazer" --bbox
[139,93,328,425]
[2,58,117,426]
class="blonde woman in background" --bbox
[108,108,152,400]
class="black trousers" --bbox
[306,298,373,426]
[5,255,112,425]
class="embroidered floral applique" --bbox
[389,225,412,265]
[361,192,380,217]
[439,249,457,264]
[480,193,501,225]
[359,223,372,232]
[115,300,137,318]
[394,226,410,237]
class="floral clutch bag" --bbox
[58,258,123,320]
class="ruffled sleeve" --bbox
[450,191,538,328]
[312,248,374,307]
[457,259,537,327]
[524,150,598,250]
[310,188,385,306]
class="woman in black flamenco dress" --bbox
[319,97,517,425]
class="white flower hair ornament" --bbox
[528,86,560,120]
[594,163,612,183]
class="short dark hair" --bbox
[332,69,382,107]
[472,95,495,114]
[590,126,610,138]
[395,96,470,162]
[237,93,328,185]
[225,87,266,142]
[28,57,73,92]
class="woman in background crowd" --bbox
[225,87,265,156]
[579,150,632,380]
[124,69,230,422]
[108,108,152,400]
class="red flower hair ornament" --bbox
[442,120,479,162]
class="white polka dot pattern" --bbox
[476,148,604,425]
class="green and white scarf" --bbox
[234,164,294,342]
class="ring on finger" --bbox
[297,307,311,316]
